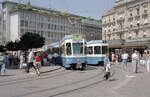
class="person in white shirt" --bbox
[132,50,139,73]
[47,53,52,65]
[53,52,58,65]
[122,51,129,70]
[26,49,36,73]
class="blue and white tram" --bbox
[60,34,86,70]
[86,40,109,65]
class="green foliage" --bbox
[20,32,45,50]
[61,11,69,16]
[53,12,61,16]
[0,45,5,52]
[26,0,32,10]
[75,17,82,21]
[86,17,94,21]
[5,41,15,51]
[14,4,24,10]
[39,10,48,14]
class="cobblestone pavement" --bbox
[0,63,150,97]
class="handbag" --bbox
[22,63,27,67]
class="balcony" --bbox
[142,13,148,18]
[128,16,133,21]
[117,17,125,22]
[134,15,140,20]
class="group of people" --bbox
[0,49,59,76]
[110,50,150,74]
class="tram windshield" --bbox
[73,43,83,55]
[102,46,109,54]
[66,43,72,55]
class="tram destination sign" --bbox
[73,34,82,40]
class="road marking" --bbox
[126,75,136,78]
[29,72,36,75]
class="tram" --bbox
[60,34,86,70]
[86,40,109,65]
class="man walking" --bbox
[122,51,129,70]
[132,50,139,73]
[26,49,34,73]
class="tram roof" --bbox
[47,42,60,48]
[86,40,108,45]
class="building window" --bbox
[21,20,24,27]
[137,8,140,15]
[130,25,133,28]
[137,23,140,27]
[130,13,132,17]
[136,31,139,35]
[144,9,147,13]
[25,21,28,27]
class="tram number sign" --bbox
[73,35,82,39]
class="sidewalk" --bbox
[112,62,150,97]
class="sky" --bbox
[1,0,118,19]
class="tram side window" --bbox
[87,47,93,55]
[102,46,108,54]
[94,46,101,54]
[61,45,65,56]
[66,43,72,55]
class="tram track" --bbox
[0,65,96,87]
[49,68,116,97]
[13,67,115,97]
[0,67,75,87]
[0,66,62,84]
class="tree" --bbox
[26,0,32,10]
[20,32,45,49]
[0,45,5,52]
[5,41,15,51]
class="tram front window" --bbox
[73,43,83,55]
[102,46,108,54]
[66,43,72,55]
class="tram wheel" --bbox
[81,64,86,70]
[98,61,104,66]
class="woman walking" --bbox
[34,52,41,76]
[19,52,25,69]
[0,53,5,76]
[146,51,150,75]
[132,50,139,73]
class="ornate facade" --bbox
[102,0,150,47]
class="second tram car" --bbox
[86,40,109,65]
[60,34,86,70]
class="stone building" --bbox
[102,0,150,48]
[0,1,101,45]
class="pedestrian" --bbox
[146,50,150,75]
[122,51,129,70]
[19,52,25,69]
[111,52,115,62]
[34,52,41,76]
[12,52,19,69]
[26,49,36,73]
[104,53,111,80]
[43,52,48,66]
[115,52,119,63]
[0,53,5,76]
[47,53,52,66]
[132,50,139,73]
[8,52,13,67]
[53,52,58,65]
